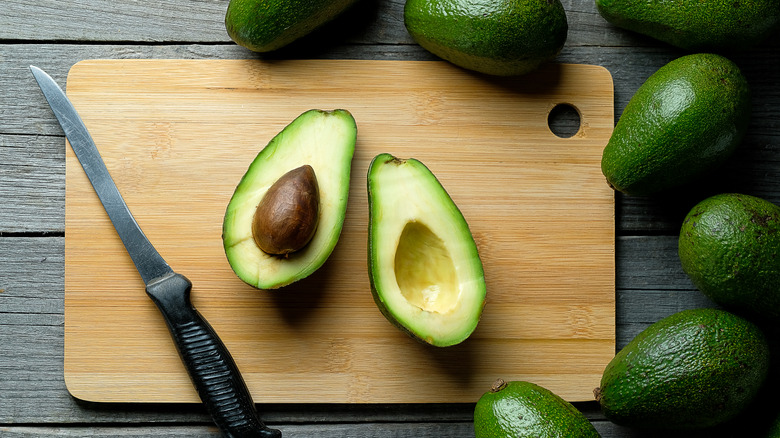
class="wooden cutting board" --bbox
[63,59,615,404]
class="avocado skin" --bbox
[596,0,780,51]
[404,0,568,76]
[679,193,780,321]
[768,412,780,438]
[596,308,770,430]
[474,380,600,437]
[225,0,360,52]
[601,53,750,196]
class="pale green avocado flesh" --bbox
[367,154,486,347]
[222,109,356,289]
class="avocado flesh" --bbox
[596,308,770,430]
[223,109,356,289]
[404,0,568,76]
[367,154,486,347]
[225,0,361,52]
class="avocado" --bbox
[225,0,361,52]
[601,53,750,196]
[367,154,486,347]
[222,109,356,289]
[679,193,780,321]
[474,379,601,438]
[596,0,780,51]
[404,0,568,76]
[595,308,770,430]
[767,411,780,438]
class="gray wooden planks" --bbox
[0,0,647,48]
[2,0,780,436]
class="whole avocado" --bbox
[601,53,750,196]
[225,0,361,52]
[404,0,568,76]
[679,193,780,321]
[596,308,770,430]
[596,0,780,51]
[474,379,600,437]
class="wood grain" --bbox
[4,0,779,434]
[61,59,615,404]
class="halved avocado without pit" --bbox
[222,109,357,289]
[367,154,486,347]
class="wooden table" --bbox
[1,1,777,436]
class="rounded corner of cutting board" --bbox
[578,63,614,85]
[66,60,100,86]
[63,372,99,404]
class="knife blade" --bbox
[31,65,281,438]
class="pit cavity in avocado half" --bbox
[223,109,357,289]
[367,154,486,347]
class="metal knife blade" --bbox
[30,66,171,284]
[31,65,281,438]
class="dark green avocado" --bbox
[404,0,568,76]
[679,193,780,321]
[601,53,750,196]
[225,0,361,52]
[474,379,601,437]
[596,308,770,430]
[596,0,780,51]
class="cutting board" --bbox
[63,59,615,404]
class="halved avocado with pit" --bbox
[367,153,486,347]
[222,109,357,289]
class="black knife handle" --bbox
[145,273,281,438]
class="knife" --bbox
[31,65,282,438]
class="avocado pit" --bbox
[252,164,320,255]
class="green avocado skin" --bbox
[767,412,780,438]
[596,308,770,430]
[225,0,360,52]
[474,381,600,438]
[596,0,780,50]
[601,53,750,196]
[404,0,568,76]
[679,193,780,321]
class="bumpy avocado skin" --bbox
[601,53,750,196]
[679,193,780,321]
[596,308,770,430]
[474,380,600,438]
[596,0,780,51]
[404,0,568,76]
[225,0,360,52]
[768,412,780,438]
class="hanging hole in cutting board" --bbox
[548,103,581,138]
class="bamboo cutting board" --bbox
[63,59,615,404]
